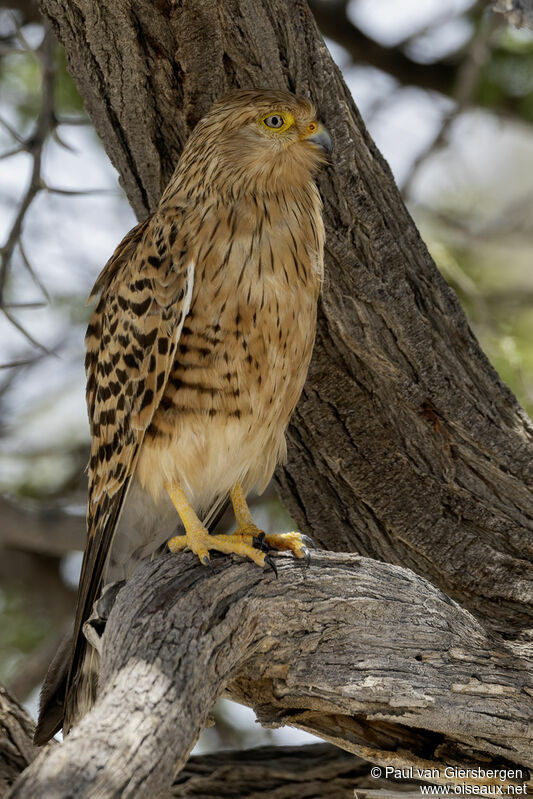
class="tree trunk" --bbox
[39,0,533,636]
[7,553,533,798]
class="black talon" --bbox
[302,547,311,568]
[301,534,317,550]
[202,554,215,575]
[264,555,278,578]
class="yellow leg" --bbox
[229,482,262,537]
[229,483,313,562]
[166,484,266,567]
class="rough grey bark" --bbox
[169,744,375,799]
[0,687,39,798]
[0,688,414,799]
[8,553,533,798]
[38,0,533,635]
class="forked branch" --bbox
[8,551,533,799]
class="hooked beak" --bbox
[305,122,333,156]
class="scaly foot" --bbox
[168,525,267,568]
[257,531,315,566]
[229,482,315,566]
[231,521,314,560]
[166,482,315,572]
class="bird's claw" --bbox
[201,554,215,575]
[253,531,314,568]
[300,534,317,550]
[264,555,278,578]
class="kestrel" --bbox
[35,89,332,744]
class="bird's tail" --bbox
[34,483,129,744]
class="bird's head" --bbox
[175,89,332,198]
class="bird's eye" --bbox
[258,112,294,133]
[263,114,285,129]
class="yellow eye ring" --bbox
[259,111,294,134]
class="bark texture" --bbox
[38,0,533,635]
[0,687,39,798]
[169,744,382,799]
[7,553,533,798]
[0,688,415,799]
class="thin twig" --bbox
[0,335,64,399]
[43,185,114,196]
[18,239,51,302]
[0,357,44,369]
[55,115,90,126]
[0,114,25,143]
[3,301,47,309]
[0,21,56,343]
[51,127,77,151]
[0,19,110,354]
[0,45,28,56]
[8,10,38,52]
[1,306,54,353]
[0,145,25,160]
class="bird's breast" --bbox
[137,190,323,511]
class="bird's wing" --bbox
[67,207,194,710]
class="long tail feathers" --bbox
[34,481,130,744]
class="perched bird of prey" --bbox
[34,89,332,744]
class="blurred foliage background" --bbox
[0,0,532,750]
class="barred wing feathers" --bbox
[67,208,194,712]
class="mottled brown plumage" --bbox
[35,89,331,744]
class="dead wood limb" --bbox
[0,687,39,798]
[169,743,402,799]
[0,689,414,799]
[8,551,533,798]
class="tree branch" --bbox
[0,549,76,702]
[0,681,418,799]
[0,21,56,349]
[8,552,533,798]
[6,625,71,704]
[0,496,85,557]
[308,0,458,94]
[166,743,405,799]
[0,686,39,798]
[401,12,502,198]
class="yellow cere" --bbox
[259,110,295,134]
